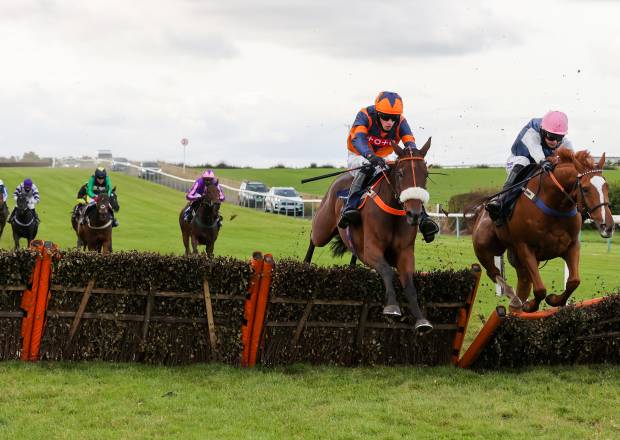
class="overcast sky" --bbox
[1,0,619,167]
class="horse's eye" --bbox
[583,188,590,193]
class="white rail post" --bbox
[494,255,505,297]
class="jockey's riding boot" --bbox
[8,209,15,224]
[183,206,192,222]
[217,215,223,228]
[111,212,119,227]
[338,167,372,229]
[419,209,440,243]
[32,209,40,224]
[485,164,525,221]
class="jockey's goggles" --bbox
[542,130,564,142]
[377,112,400,123]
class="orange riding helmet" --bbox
[374,91,403,115]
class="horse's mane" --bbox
[557,147,595,172]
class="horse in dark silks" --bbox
[72,188,119,252]
[73,193,115,253]
[179,182,221,256]
[473,148,614,313]
[0,191,9,241]
[9,193,39,249]
[304,138,435,333]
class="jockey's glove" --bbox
[540,160,555,172]
[364,153,386,169]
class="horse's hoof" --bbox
[545,294,565,307]
[383,305,402,316]
[509,296,523,310]
[415,319,433,334]
[522,300,540,313]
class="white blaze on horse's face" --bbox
[587,175,614,238]
[399,187,430,205]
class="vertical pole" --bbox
[607,238,611,253]
[564,262,569,289]
[494,255,504,297]
[456,217,460,239]
[183,145,186,174]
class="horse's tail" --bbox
[329,234,349,257]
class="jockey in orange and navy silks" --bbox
[338,91,438,242]
[186,169,225,202]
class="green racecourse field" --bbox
[1,167,619,439]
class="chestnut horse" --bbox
[0,191,8,241]
[10,193,39,249]
[304,138,434,333]
[179,182,221,256]
[473,148,614,312]
[75,193,113,253]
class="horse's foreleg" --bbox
[191,235,198,254]
[366,249,399,316]
[514,243,546,313]
[303,239,315,263]
[206,241,214,258]
[546,241,581,307]
[397,252,432,333]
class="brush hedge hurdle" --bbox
[1,245,482,366]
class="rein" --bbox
[12,211,35,227]
[531,165,608,219]
[194,197,220,229]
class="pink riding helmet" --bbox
[541,111,568,135]
[201,169,217,181]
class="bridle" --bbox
[382,149,426,206]
[544,165,609,220]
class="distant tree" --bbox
[310,162,317,168]
[21,151,41,161]
[271,163,286,169]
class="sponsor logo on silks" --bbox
[367,135,393,147]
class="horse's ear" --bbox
[419,137,432,157]
[112,186,116,192]
[597,153,606,170]
[391,141,404,157]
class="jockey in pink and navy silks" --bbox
[486,110,573,223]
[183,169,225,223]
[338,91,439,243]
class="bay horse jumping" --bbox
[304,138,434,333]
[0,191,8,241]
[473,148,614,312]
[179,182,221,256]
[75,193,114,253]
[10,193,39,249]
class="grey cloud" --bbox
[187,0,521,58]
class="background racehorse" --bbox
[75,193,114,253]
[0,191,8,241]
[179,182,221,256]
[10,193,39,249]
[304,138,434,333]
[472,148,614,312]
[72,187,119,250]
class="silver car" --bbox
[264,187,304,216]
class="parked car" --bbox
[112,157,129,172]
[264,187,304,216]
[139,161,162,180]
[239,181,269,207]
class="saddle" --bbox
[500,164,538,221]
